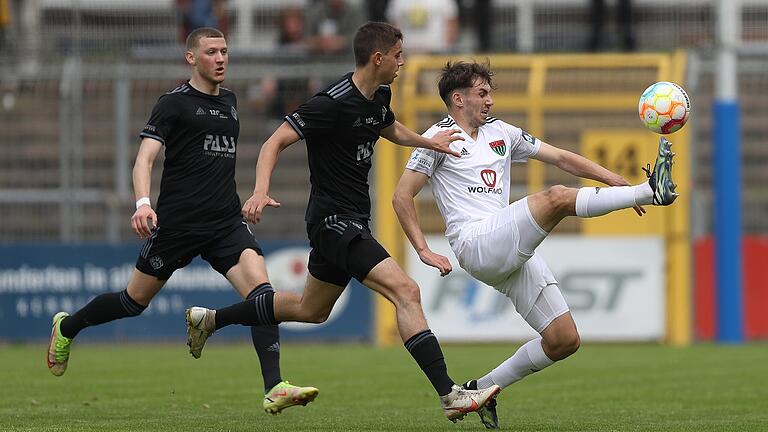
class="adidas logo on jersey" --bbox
[460,147,470,156]
[196,107,206,115]
[352,117,362,127]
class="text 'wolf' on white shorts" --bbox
[455,197,558,319]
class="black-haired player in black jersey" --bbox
[186,22,501,423]
[46,27,318,415]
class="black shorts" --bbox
[306,215,391,287]
[136,220,263,280]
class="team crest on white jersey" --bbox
[489,140,506,156]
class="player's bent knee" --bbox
[395,279,422,307]
[303,305,333,324]
[548,331,580,361]
[545,185,574,213]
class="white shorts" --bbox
[455,197,557,318]
[524,283,570,333]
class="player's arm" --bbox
[393,170,452,276]
[131,137,162,239]
[381,120,462,157]
[242,122,301,224]
[532,141,631,187]
[532,141,645,215]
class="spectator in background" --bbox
[387,0,458,54]
[587,0,636,52]
[366,0,390,22]
[0,0,10,55]
[263,7,312,118]
[305,0,365,56]
[177,0,229,42]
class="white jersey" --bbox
[405,115,541,249]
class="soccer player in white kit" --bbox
[393,61,678,429]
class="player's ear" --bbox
[373,51,383,66]
[185,50,195,66]
[452,90,463,108]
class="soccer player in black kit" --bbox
[46,27,318,415]
[185,22,500,422]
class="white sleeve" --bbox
[501,121,541,162]
[404,127,446,177]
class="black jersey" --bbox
[139,82,242,230]
[285,73,396,223]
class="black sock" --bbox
[247,284,282,392]
[215,290,277,330]
[404,329,454,396]
[59,290,146,339]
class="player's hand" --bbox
[607,174,646,216]
[428,129,463,157]
[419,249,452,277]
[242,192,281,224]
[131,205,157,239]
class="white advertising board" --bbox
[408,236,665,341]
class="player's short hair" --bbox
[186,27,225,51]
[438,61,496,108]
[353,22,403,67]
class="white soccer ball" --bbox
[638,81,691,134]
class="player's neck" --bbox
[452,113,479,140]
[188,76,221,96]
[351,69,379,100]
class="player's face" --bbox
[189,37,228,85]
[379,40,404,84]
[465,78,494,127]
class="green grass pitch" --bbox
[1,342,766,431]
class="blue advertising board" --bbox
[0,243,372,342]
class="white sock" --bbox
[574,182,653,217]
[476,338,555,390]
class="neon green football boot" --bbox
[263,381,319,415]
[47,312,72,376]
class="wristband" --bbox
[135,197,151,210]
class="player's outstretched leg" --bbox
[263,381,320,415]
[47,312,72,376]
[186,306,216,358]
[643,136,678,206]
[463,380,499,429]
[440,384,501,423]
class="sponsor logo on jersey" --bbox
[365,116,379,126]
[195,107,206,115]
[144,124,157,132]
[481,169,497,188]
[203,134,236,158]
[467,169,502,194]
[460,147,470,156]
[489,140,506,156]
[356,141,374,164]
[522,130,536,144]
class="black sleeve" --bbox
[380,88,396,128]
[139,95,178,145]
[284,94,337,140]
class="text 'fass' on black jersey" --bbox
[284,72,396,223]
[139,82,242,230]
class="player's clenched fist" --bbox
[131,204,157,239]
[242,193,281,224]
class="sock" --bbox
[404,330,454,396]
[476,338,555,390]
[215,290,277,330]
[59,289,146,339]
[247,283,282,392]
[575,183,653,217]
